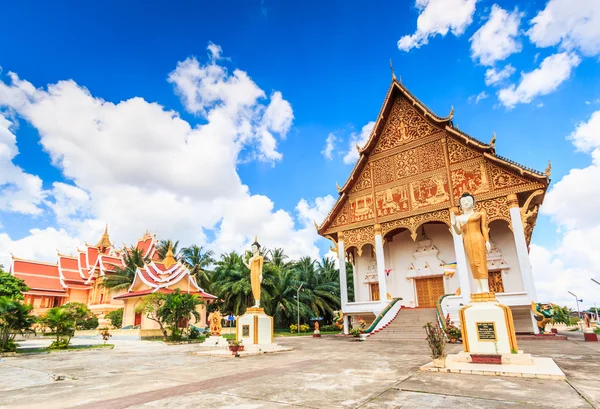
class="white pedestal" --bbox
[459,293,518,354]
[236,307,274,345]
[200,335,229,347]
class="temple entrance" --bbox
[415,277,444,307]
[134,312,142,326]
[488,271,504,293]
[370,283,380,301]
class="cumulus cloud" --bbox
[533,108,600,307]
[321,132,336,160]
[470,5,523,66]
[497,52,580,108]
[468,91,488,104]
[484,65,516,86]
[398,0,477,51]
[528,0,600,57]
[0,43,327,266]
[342,122,375,165]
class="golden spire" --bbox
[390,59,397,82]
[490,132,496,148]
[545,160,551,178]
[96,224,112,249]
[162,243,177,269]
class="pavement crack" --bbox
[566,379,597,409]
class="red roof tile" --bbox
[14,272,65,292]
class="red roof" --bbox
[13,260,57,276]
[114,288,216,300]
[58,256,79,271]
[13,271,65,293]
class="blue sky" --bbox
[1,0,599,307]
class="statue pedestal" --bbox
[201,335,230,347]
[459,293,519,354]
[236,307,274,345]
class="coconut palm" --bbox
[181,245,215,291]
[158,289,203,341]
[211,252,254,316]
[102,247,147,292]
[294,257,340,323]
[39,306,75,348]
[156,239,180,260]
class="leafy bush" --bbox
[1,339,17,352]
[300,324,310,333]
[105,308,123,328]
[320,324,338,332]
[49,339,70,349]
[188,326,200,340]
[79,316,99,330]
[289,324,298,333]
[349,328,362,337]
[424,322,446,359]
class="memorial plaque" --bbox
[476,322,497,341]
[242,324,250,337]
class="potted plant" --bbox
[424,322,446,368]
[471,342,502,364]
[100,329,112,344]
[445,325,461,343]
[349,327,362,340]
[228,339,244,355]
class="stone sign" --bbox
[242,324,250,337]
[476,322,497,341]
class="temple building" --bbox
[10,228,215,329]
[317,77,549,335]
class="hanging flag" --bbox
[385,269,392,276]
[443,262,457,276]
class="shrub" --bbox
[300,324,310,333]
[424,322,446,359]
[49,339,70,349]
[349,328,361,337]
[289,324,298,333]
[189,326,200,340]
[1,339,17,352]
[105,308,123,328]
[79,316,99,330]
[320,324,338,332]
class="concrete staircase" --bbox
[367,308,438,341]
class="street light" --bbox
[591,279,600,321]
[568,291,583,319]
[296,284,303,334]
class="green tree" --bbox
[135,294,168,341]
[212,252,253,316]
[294,257,340,324]
[102,247,147,292]
[63,302,96,330]
[106,308,123,328]
[181,245,215,291]
[156,239,180,260]
[158,289,203,341]
[0,296,35,352]
[0,270,29,300]
[262,263,308,327]
[553,305,573,325]
[39,307,75,349]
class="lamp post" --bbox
[296,284,303,333]
[592,279,600,321]
[568,291,583,319]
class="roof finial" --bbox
[313,220,319,232]
[545,160,551,178]
[490,132,496,148]
[96,223,112,249]
[355,143,362,153]
[390,59,397,82]
[336,182,342,193]
[448,106,454,120]
[162,243,177,269]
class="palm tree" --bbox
[0,297,35,351]
[266,248,289,268]
[211,252,253,316]
[261,263,310,327]
[39,307,75,348]
[294,257,340,323]
[181,245,215,291]
[158,289,203,340]
[156,239,180,260]
[102,247,147,292]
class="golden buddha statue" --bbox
[450,193,491,293]
[243,237,264,308]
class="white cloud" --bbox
[0,114,45,215]
[497,52,580,108]
[321,132,336,160]
[470,5,523,66]
[398,0,477,51]
[342,122,375,165]
[528,0,600,57]
[0,43,327,265]
[468,91,488,104]
[0,228,83,267]
[485,65,516,86]
[296,195,336,226]
[532,109,600,308]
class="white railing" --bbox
[344,301,388,315]
[369,301,402,334]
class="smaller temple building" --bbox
[115,246,217,329]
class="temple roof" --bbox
[96,224,113,249]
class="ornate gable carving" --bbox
[372,155,396,186]
[451,162,490,198]
[350,163,372,193]
[331,193,375,228]
[487,163,531,191]
[447,138,480,164]
[373,97,439,154]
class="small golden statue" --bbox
[450,193,491,293]
[243,237,264,308]
[208,310,223,336]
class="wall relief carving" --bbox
[375,185,410,217]
[410,175,450,210]
[451,162,490,198]
[351,163,372,193]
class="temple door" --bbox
[415,277,445,307]
[134,312,142,326]
[370,283,380,301]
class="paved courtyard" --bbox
[1,335,599,409]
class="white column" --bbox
[343,315,349,334]
[508,194,539,334]
[451,230,471,307]
[337,233,349,309]
[352,252,359,303]
[374,224,388,304]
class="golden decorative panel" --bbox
[381,209,450,240]
[343,225,375,256]
[489,164,528,190]
[447,138,480,164]
[375,185,410,217]
[410,175,450,210]
[476,196,511,226]
[451,162,490,198]
[394,149,419,179]
[418,140,445,173]
[351,163,372,193]
[415,277,445,307]
[373,97,439,154]
[372,155,396,186]
[488,271,504,293]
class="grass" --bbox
[274,329,340,337]
[17,344,114,354]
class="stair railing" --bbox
[362,298,403,334]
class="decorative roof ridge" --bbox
[393,80,453,123]
[317,192,347,234]
[445,125,492,150]
[11,256,58,267]
[485,153,547,178]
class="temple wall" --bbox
[488,221,524,292]
[68,289,89,304]
[353,245,377,302]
